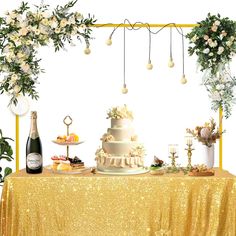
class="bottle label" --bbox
[27,153,42,170]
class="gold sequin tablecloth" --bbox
[1,168,236,236]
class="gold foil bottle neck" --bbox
[31,111,37,119]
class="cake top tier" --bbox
[106,105,133,120]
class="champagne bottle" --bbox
[26,111,43,173]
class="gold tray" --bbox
[52,140,85,145]
[189,171,214,176]
[45,165,89,175]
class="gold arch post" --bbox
[14,23,223,172]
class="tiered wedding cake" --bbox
[95,105,145,173]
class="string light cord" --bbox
[123,25,126,87]
[170,27,173,60]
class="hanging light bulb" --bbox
[84,47,91,55]
[146,60,153,70]
[122,84,128,94]
[106,37,112,46]
[168,58,175,68]
[180,74,187,84]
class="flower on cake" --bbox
[106,104,133,120]
[130,145,145,157]
[100,133,115,142]
[186,118,222,147]
[95,148,108,159]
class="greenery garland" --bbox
[0,1,96,105]
[186,13,236,118]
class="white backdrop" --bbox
[0,0,236,174]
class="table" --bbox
[1,168,236,236]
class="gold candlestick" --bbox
[185,144,194,169]
[168,144,178,168]
[169,152,178,168]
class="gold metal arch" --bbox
[15,23,223,172]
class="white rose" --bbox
[20,63,30,73]
[11,74,18,82]
[42,12,50,18]
[217,46,224,55]
[5,16,13,24]
[50,20,58,29]
[216,84,221,90]
[19,27,28,36]
[13,85,21,94]
[68,16,76,25]
[17,52,25,59]
[60,19,68,28]
[203,48,210,54]
[191,34,198,43]
[26,40,33,45]
[35,29,41,35]
[55,28,61,34]
[220,84,225,90]
[20,20,28,28]
[203,35,209,40]
[211,91,221,101]
[209,52,214,57]
[214,20,220,26]
[226,41,232,47]
[9,11,17,19]
[230,36,235,41]
[41,18,49,26]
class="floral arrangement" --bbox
[186,13,236,118]
[0,129,14,184]
[0,1,96,105]
[107,104,133,120]
[186,118,222,147]
[100,133,114,142]
[130,145,145,157]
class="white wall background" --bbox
[0,0,236,174]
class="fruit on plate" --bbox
[56,133,79,143]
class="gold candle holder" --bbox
[168,144,178,168]
[185,136,194,169]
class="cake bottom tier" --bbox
[96,155,144,173]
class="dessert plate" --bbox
[97,168,149,176]
[45,165,89,174]
[52,140,85,145]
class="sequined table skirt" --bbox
[1,168,236,236]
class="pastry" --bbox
[51,155,66,170]
[68,156,85,169]
[57,161,72,171]
[56,133,79,143]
